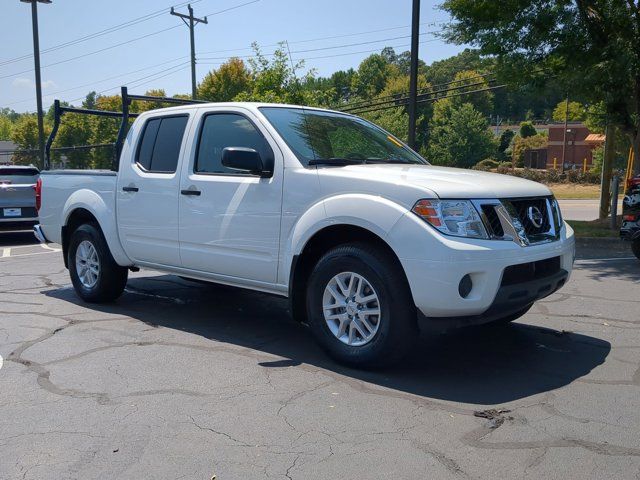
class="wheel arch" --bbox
[288,223,411,323]
[61,190,131,268]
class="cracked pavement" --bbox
[1,230,639,479]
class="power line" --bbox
[197,22,444,55]
[0,26,183,80]
[0,0,259,80]
[66,62,192,103]
[0,0,203,67]
[198,30,443,61]
[343,84,507,115]
[3,56,189,107]
[291,38,440,62]
[344,79,498,114]
[342,71,498,110]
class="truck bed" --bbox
[38,169,117,245]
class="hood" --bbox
[316,164,552,205]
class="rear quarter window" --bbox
[135,115,188,173]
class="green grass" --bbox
[566,218,620,238]
[548,183,625,200]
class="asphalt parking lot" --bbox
[1,230,639,480]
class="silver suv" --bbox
[0,165,39,230]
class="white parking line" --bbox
[1,248,9,258]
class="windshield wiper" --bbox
[308,158,366,166]
[308,157,412,166]
[362,158,410,164]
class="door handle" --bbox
[181,189,201,196]
[122,186,139,192]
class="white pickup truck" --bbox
[35,103,575,367]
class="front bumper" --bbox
[423,267,568,327]
[389,212,575,318]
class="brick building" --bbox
[546,123,604,170]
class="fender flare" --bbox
[62,189,132,266]
[279,193,408,285]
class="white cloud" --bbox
[12,77,32,88]
[11,77,57,90]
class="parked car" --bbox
[620,174,640,259]
[34,103,575,367]
[0,165,39,230]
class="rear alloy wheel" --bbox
[307,243,417,368]
[68,223,128,303]
[75,240,100,289]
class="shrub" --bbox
[519,121,537,138]
[473,158,500,171]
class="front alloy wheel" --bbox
[323,271,381,346]
[306,242,417,368]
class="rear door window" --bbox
[136,115,188,173]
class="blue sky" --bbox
[1,0,466,113]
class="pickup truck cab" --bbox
[35,103,575,367]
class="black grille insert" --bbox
[501,256,561,287]
[508,198,551,236]
[481,204,504,237]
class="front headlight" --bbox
[412,199,488,239]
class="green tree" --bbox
[198,57,251,102]
[91,94,123,168]
[512,134,547,167]
[552,100,586,122]
[10,114,47,165]
[235,42,322,105]
[83,91,97,110]
[0,116,12,141]
[426,99,497,167]
[442,0,640,172]
[361,107,409,143]
[448,69,493,115]
[52,113,93,168]
[499,129,515,153]
[519,121,537,138]
[352,54,392,99]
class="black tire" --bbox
[306,242,417,368]
[68,223,128,303]
[490,303,533,326]
[632,239,640,261]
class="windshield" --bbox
[259,107,427,166]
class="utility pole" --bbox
[407,0,420,149]
[170,4,207,100]
[560,95,569,173]
[21,0,51,169]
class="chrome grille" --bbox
[507,198,550,236]
[474,197,561,246]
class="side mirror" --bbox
[221,147,270,177]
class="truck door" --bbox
[116,113,190,267]
[178,108,283,284]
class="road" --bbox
[1,231,639,480]
[559,199,624,221]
